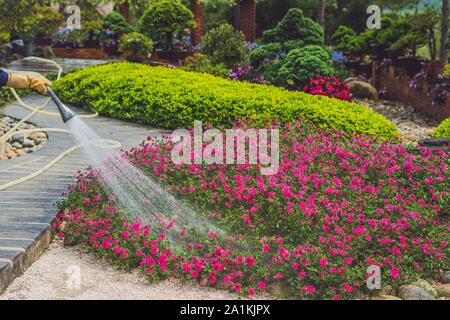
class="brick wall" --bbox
[372,61,450,122]
[237,0,256,42]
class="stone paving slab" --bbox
[0,94,169,293]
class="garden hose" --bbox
[0,57,122,192]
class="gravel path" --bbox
[0,241,241,300]
[356,99,440,144]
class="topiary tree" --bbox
[277,45,335,89]
[261,8,324,47]
[102,11,134,36]
[202,23,246,67]
[140,0,194,51]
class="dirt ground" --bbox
[0,241,242,300]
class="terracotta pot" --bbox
[421,62,445,79]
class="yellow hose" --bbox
[0,57,122,191]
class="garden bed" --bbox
[52,47,107,60]
[55,120,449,300]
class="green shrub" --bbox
[20,5,64,39]
[331,26,356,52]
[182,53,230,78]
[102,11,134,36]
[202,24,247,67]
[53,63,397,140]
[278,45,335,88]
[119,32,153,62]
[249,43,283,69]
[433,118,450,139]
[140,0,194,50]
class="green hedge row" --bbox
[434,118,450,139]
[53,62,398,139]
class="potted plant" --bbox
[422,60,445,79]
[99,11,133,56]
[140,0,194,62]
[118,32,153,62]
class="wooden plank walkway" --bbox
[0,95,170,292]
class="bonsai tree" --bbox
[102,11,134,37]
[249,8,325,82]
[261,8,324,48]
[140,0,194,51]
[202,23,246,67]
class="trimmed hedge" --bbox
[53,62,398,139]
[433,118,450,139]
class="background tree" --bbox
[316,0,326,28]
[440,0,449,62]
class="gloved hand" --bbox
[6,72,51,95]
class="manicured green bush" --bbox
[202,24,247,67]
[140,0,194,50]
[433,118,450,139]
[53,62,397,139]
[278,45,335,89]
[119,32,153,62]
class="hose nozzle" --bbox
[47,86,76,123]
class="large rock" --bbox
[397,285,435,300]
[436,284,450,298]
[412,279,438,298]
[345,78,379,100]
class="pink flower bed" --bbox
[55,120,449,300]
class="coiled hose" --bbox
[0,57,121,191]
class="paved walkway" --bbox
[0,95,169,292]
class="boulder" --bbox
[412,279,438,298]
[436,284,450,298]
[345,78,379,100]
[397,285,435,300]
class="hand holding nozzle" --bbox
[6,72,51,95]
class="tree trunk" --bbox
[440,0,449,63]
[119,1,130,22]
[317,0,326,28]
[166,32,173,51]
